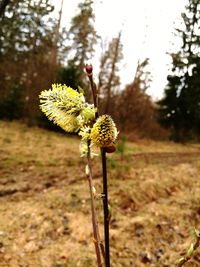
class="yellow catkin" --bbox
[90,115,118,147]
[39,84,95,133]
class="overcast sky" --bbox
[53,0,188,100]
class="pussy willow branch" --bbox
[176,231,200,267]
[86,140,103,267]
[101,147,110,267]
[86,65,110,267]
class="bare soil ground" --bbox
[0,121,200,267]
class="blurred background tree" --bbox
[0,0,56,125]
[110,59,166,139]
[64,0,98,92]
[157,0,200,142]
[98,31,123,114]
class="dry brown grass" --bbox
[0,121,200,267]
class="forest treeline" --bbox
[0,0,199,142]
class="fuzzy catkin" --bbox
[90,115,118,147]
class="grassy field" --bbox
[0,121,200,267]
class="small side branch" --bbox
[176,229,200,267]
[86,141,103,267]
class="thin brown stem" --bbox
[89,74,98,115]
[101,148,110,267]
[86,141,103,267]
[86,64,99,119]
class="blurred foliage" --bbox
[0,0,56,125]
[0,85,24,120]
[109,59,167,140]
[57,63,85,90]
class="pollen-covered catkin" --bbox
[39,84,96,133]
[90,115,118,147]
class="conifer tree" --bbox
[158,0,200,141]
